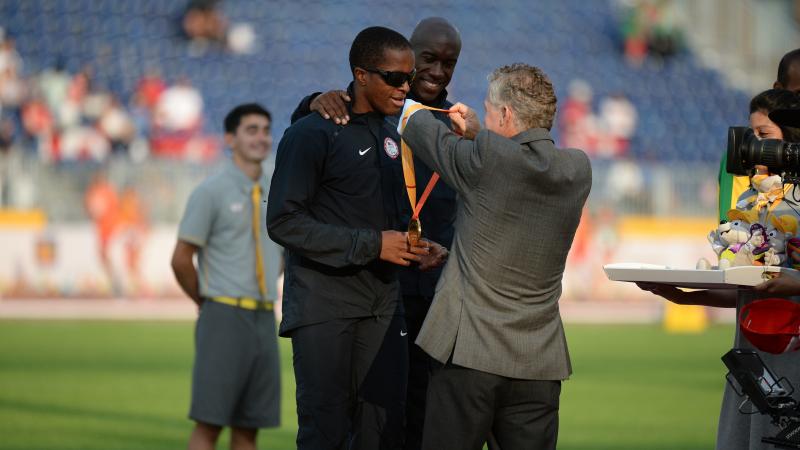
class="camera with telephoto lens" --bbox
[722,349,800,449]
[726,126,800,184]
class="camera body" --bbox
[722,349,800,449]
[726,127,800,184]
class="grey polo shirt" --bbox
[178,159,281,302]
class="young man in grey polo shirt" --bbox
[171,103,281,450]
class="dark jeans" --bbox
[422,360,561,450]
[291,314,408,450]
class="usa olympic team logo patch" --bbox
[384,137,399,159]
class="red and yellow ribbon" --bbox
[399,104,456,220]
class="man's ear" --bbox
[224,132,234,148]
[354,68,368,86]
[501,105,513,128]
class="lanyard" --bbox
[399,104,456,220]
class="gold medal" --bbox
[399,102,453,249]
[407,217,422,247]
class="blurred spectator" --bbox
[151,77,216,161]
[66,66,91,105]
[98,96,136,154]
[84,172,121,295]
[0,116,13,154]
[153,78,203,133]
[795,0,800,25]
[37,60,70,116]
[560,79,597,151]
[58,67,92,130]
[81,87,112,124]
[606,157,647,212]
[180,0,257,55]
[0,116,12,206]
[181,0,228,55]
[646,1,683,60]
[227,22,257,54]
[60,125,110,162]
[598,92,638,157]
[0,36,26,116]
[118,185,149,296]
[129,70,166,143]
[0,35,22,75]
[620,2,648,66]
[559,80,639,159]
[134,69,167,111]
[0,34,227,165]
[618,0,684,66]
[20,92,54,156]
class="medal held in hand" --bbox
[407,217,423,247]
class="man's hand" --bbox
[380,230,429,266]
[637,282,736,308]
[635,282,686,303]
[418,239,448,271]
[754,274,800,297]
[448,102,481,139]
[310,90,351,125]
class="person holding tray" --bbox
[637,88,800,450]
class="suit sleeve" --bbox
[289,92,322,124]
[403,109,484,195]
[267,125,382,268]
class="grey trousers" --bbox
[422,361,561,450]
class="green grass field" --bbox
[0,321,735,449]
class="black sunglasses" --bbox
[362,67,416,87]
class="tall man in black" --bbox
[267,27,424,450]
[291,18,461,449]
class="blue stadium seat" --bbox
[0,0,752,162]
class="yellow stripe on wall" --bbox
[618,215,716,237]
[0,209,47,229]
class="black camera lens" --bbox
[726,126,800,176]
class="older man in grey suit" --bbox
[399,63,592,450]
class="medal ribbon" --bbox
[399,104,456,219]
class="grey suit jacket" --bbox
[403,110,591,380]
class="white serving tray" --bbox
[603,262,800,289]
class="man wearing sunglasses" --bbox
[290,17,461,450]
[267,26,429,450]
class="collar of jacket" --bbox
[511,128,554,145]
[345,82,389,122]
[224,157,266,194]
[408,88,450,109]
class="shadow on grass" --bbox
[559,443,711,450]
[0,397,187,429]
[0,397,300,449]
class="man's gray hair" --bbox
[486,63,557,130]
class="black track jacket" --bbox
[268,105,404,336]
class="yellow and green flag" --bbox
[718,152,751,222]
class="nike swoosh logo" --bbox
[358,147,372,156]
[400,331,408,337]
